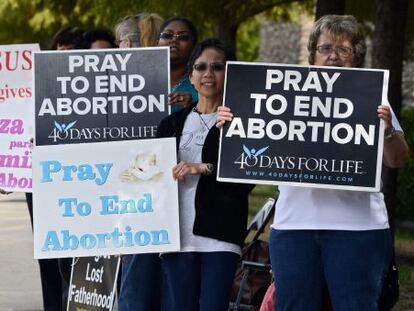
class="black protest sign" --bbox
[34,47,169,146]
[67,256,120,311]
[218,62,388,191]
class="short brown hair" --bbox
[308,15,366,67]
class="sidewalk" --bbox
[0,193,43,311]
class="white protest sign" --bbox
[0,43,39,192]
[32,138,179,258]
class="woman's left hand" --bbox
[168,92,192,109]
[172,161,205,182]
[377,104,392,132]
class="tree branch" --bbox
[224,0,299,25]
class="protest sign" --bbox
[218,62,388,192]
[0,44,39,192]
[33,47,169,145]
[67,256,120,311]
[32,138,179,258]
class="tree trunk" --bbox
[371,0,408,231]
[214,22,239,60]
[315,0,345,20]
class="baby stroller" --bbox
[228,197,275,311]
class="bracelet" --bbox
[385,126,396,140]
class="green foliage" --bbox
[236,15,261,61]
[346,0,414,61]
[265,0,314,22]
[397,108,414,220]
[236,1,314,62]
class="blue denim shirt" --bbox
[170,76,198,113]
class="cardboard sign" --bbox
[67,256,120,311]
[0,44,39,192]
[218,62,388,192]
[32,138,180,258]
[33,47,170,145]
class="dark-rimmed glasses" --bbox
[316,45,354,58]
[159,32,192,41]
[193,63,225,72]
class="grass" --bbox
[248,185,414,310]
[394,228,414,310]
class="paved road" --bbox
[0,193,43,311]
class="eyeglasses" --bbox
[316,45,354,58]
[193,62,225,72]
[159,32,192,41]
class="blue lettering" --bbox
[96,233,110,248]
[101,193,153,215]
[111,228,123,247]
[62,230,79,250]
[80,234,96,249]
[77,164,95,181]
[59,198,77,217]
[62,165,77,181]
[137,193,153,212]
[39,160,112,185]
[150,229,170,245]
[100,195,119,215]
[134,231,151,246]
[40,160,61,182]
[95,163,112,185]
[42,231,62,251]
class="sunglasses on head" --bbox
[193,62,225,72]
[159,32,191,41]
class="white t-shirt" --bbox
[178,111,241,254]
[272,105,403,231]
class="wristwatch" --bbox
[205,163,214,176]
[385,126,396,140]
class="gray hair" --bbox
[115,15,141,47]
[308,15,366,67]
[115,13,163,48]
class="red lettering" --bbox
[21,50,32,70]
[18,88,26,97]
[0,50,33,71]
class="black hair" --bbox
[187,38,233,74]
[50,26,84,50]
[82,28,116,49]
[160,16,198,44]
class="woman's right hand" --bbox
[216,106,233,128]
[168,91,192,109]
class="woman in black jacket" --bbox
[158,38,254,311]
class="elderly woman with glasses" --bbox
[218,15,409,311]
[158,16,199,112]
[157,38,254,311]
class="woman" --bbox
[158,38,254,311]
[115,13,163,48]
[158,16,198,112]
[81,28,116,49]
[50,26,84,50]
[115,12,165,311]
[217,15,410,311]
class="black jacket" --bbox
[157,105,254,246]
